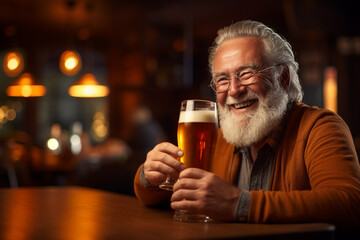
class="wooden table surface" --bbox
[0,186,335,240]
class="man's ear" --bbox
[280,65,290,90]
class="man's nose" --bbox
[228,76,246,96]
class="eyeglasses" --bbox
[210,64,282,93]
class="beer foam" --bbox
[178,110,218,123]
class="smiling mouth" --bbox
[231,99,257,109]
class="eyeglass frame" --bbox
[209,63,284,93]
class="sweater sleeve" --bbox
[133,164,172,206]
[248,108,360,228]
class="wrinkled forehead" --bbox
[213,37,267,73]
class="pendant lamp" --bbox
[6,73,46,97]
[3,51,24,77]
[59,50,82,76]
[68,73,109,98]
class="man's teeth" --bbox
[233,100,255,109]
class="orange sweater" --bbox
[134,102,360,228]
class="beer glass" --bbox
[174,99,218,222]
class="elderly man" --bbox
[133,20,360,228]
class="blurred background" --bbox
[0,0,359,195]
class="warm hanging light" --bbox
[59,50,82,76]
[3,51,24,77]
[68,73,109,98]
[323,67,338,113]
[6,73,46,97]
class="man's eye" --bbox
[238,71,254,79]
[216,78,229,85]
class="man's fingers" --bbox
[147,143,185,171]
[145,171,167,185]
[171,199,199,213]
[171,189,198,202]
[154,142,184,158]
[178,168,207,179]
[146,152,183,175]
[172,177,198,192]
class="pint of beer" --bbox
[159,100,218,192]
[174,99,218,222]
[177,100,218,171]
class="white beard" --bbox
[218,81,289,147]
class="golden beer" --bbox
[177,109,218,171]
[173,100,218,222]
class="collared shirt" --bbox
[235,106,291,221]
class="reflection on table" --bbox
[0,186,335,240]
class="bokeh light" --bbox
[59,50,82,76]
[3,51,24,77]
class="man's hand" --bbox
[171,168,241,222]
[144,142,185,186]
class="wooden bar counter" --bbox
[0,186,335,239]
